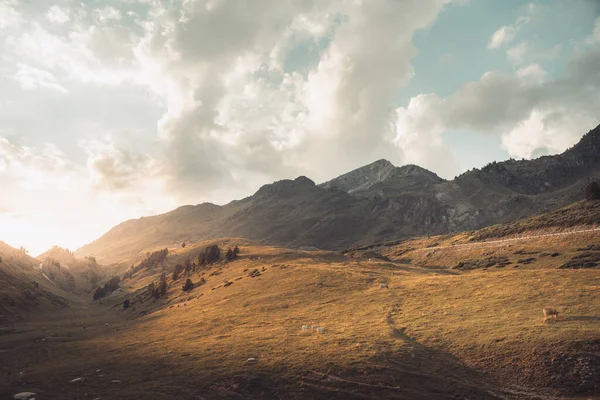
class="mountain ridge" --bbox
[75,124,600,264]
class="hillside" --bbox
[5,219,600,399]
[36,246,108,295]
[0,241,70,322]
[77,124,600,264]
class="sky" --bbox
[0,0,599,255]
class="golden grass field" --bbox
[2,228,600,399]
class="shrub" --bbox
[147,282,156,297]
[172,264,183,281]
[198,244,221,266]
[182,242,186,248]
[93,287,106,300]
[225,248,235,261]
[92,276,120,300]
[233,246,240,256]
[182,278,194,292]
[123,299,130,309]
[584,181,600,200]
[158,273,168,297]
[123,248,168,280]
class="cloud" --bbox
[488,26,516,49]
[394,42,600,160]
[81,137,164,192]
[506,42,528,65]
[46,5,70,24]
[0,2,23,29]
[130,0,448,201]
[0,135,76,190]
[487,5,533,50]
[516,63,546,83]
[13,63,68,93]
[394,94,461,176]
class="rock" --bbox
[247,358,257,363]
[14,392,36,400]
[96,369,101,373]
[379,283,389,289]
[111,380,121,383]
[70,377,85,383]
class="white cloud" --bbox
[0,136,75,190]
[394,43,600,161]
[131,0,448,201]
[394,94,460,176]
[506,42,528,65]
[488,26,516,49]
[0,2,22,29]
[46,5,70,24]
[487,5,534,50]
[94,6,122,23]
[13,64,68,93]
[516,63,545,83]
[501,109,595,159]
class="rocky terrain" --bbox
[76,124,600,265]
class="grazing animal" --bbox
[543,307,559,322]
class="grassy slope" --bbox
[3,231,600,399]
[0,242,71,322]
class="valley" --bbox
[2,207,599,399]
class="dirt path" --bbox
[414,227,600,251]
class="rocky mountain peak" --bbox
[319,159,397,193]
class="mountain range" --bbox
[75,124,600,264]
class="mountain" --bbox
[76,124,600,264]
[36,246,108,294]
[0,241,69,322]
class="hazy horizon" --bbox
[1,0,599,255]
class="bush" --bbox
[584,181,600,200]
[172,264,184,281]
[93,287,106,300]
[182,278,194,292]
[158,273,168,297]
[198,244,220,267]
[123,248,168,280]
[147,282,156,297]
[123,299,130,309]
[92,276,121,300]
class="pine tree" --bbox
[225,248,234,261]
[182,278,194,292]
[158,272,168,297]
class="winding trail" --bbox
[414,227,600,252]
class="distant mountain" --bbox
[36,246,107,294]
[76,124,600,264]
[0,241,69,321]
